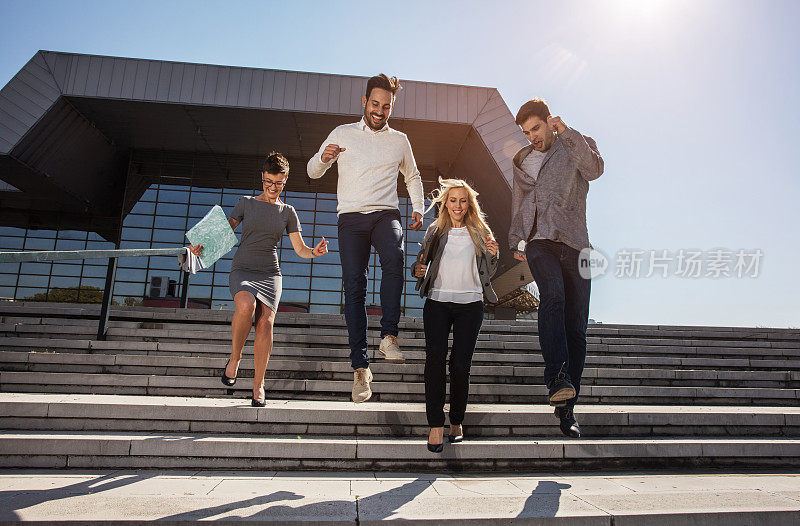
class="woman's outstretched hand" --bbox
[312,237,329,257]
[189,245,204,257]
[414,263,427,278]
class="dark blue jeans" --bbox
[525,239,591,408]
[338,209,404,370]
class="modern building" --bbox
[0,51,535,316]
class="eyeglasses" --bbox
[262,179,286,189]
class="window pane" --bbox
[80,278,106,289]
[17,287,46,300]
[310,277,341,291]
[151,229,185,244]
[55,239,88,251]
[156,202,188,216]
[285,197,316,211]
[24,238,55,250]
[124,228,152,242]
[312,263,342,278]
[18,275,50,287]
[309,290,340,305]
[120,240,151,250]
[115,282,146,296]
[82,265,108,278]
[281,289,309,304]
[188,285,211,297]
[124,214,155,228]
[0,227,26,236]
[117,268,147,283]
[155,216,187,230]
[309,304,340,314]
[51,263,83,277]
[212,287,232,300]
[0,237,24,250]
[50,276,80,288]
[27,229,56,238]
[0,263,20,274]
[189,272,212,285]
[189,192,222,206]
[20,262,51,275]
[130,201,155,215]
[157,189,189,203]
[284,276,310,289]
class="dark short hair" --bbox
[365,74,400,100]
[262,151,289,176]
[515,99,551,125]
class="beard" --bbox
[363,108,386,131]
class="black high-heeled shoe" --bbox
[426,441,443,453]
[251,386,266,407]
[448,425,464,443]
[427,428,444,453]
[221,359,237,387]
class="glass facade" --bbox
[0,182,436,316]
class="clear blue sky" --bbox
[1,0,799,328]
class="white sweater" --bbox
[306,119,425,216]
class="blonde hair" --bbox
[425,178,495,255]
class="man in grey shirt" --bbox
[509,98,603,438]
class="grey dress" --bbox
[229,196,301,312]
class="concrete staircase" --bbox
[1,302,799,470]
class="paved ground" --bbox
[0,469,798,524]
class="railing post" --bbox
[180,270,190,308]
[97,257,117,340]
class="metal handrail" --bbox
[0,247,191,339]
[0,247,185,263]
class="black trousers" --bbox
[423,298,484,427]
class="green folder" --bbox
[185,205,238,268]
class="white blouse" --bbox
[429,227,483,303]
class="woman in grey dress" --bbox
[190,152,329,406]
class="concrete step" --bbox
[2,351,798,389]
[2,393,798,438]
[4,324,800,361]
[4,309,800,352]
[9,313,796,348]
[2,370,799,405]
[5,336,799,371]
[1,429,798,471]
[5,301,800,343]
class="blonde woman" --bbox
[190,152,328,406]
[410,178,499,452]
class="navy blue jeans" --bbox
[525,239,591,408]
[338,209,404,370]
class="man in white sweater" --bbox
[307,74,425,403]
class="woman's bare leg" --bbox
[228,291,256,378]
[252,301,276,401]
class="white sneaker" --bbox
[352,367,373,403]
[378,335,405,362]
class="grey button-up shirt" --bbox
[509,126,604,253]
